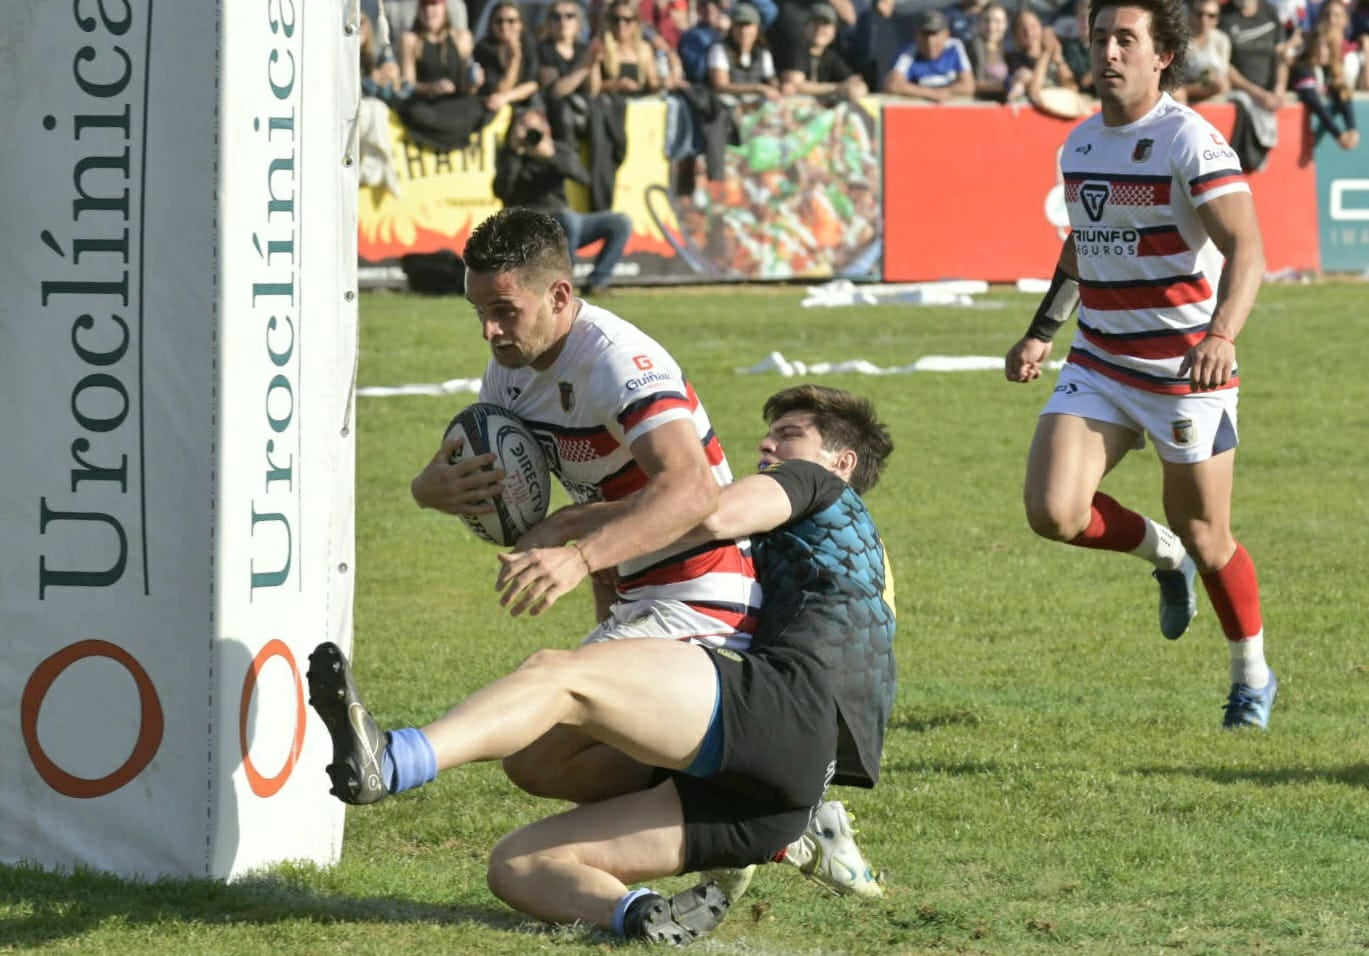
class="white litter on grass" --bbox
[739,351,1065,377]
[357,377,481,397]
[800,278,990,308]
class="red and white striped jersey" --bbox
[480,302,760,638]
[1060,94,1249,394]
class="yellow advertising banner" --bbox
[359,95,883,285]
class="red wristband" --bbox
[1206,332,1235,345]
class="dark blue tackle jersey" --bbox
[750,459,897,788]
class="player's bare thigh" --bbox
[503,725,654,803]
[1024,413,1139,540]
[1160,450,1237,572]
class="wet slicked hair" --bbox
[1089,0,1190,92]
[463,208,573,289]
[763,385,894,494]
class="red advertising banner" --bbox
[883,102,1318,282]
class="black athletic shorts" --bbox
[667,645,839,871]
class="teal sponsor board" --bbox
[1315,97,1369,273]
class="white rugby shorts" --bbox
[1041,362,1240,464]
[581,598,752,651]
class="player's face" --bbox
[466,269,571,370]
[1090,5,1171,117]
[757,411,836,471]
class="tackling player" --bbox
[1003,0,1276,728]
[308,385,897,944]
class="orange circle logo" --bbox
[21,640,164,798]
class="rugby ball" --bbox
[443,403,552,546]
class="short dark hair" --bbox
[463,208,572,289]
[1089,0,1189,92]
[763,385,893,494]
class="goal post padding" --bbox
[0,0,359,879]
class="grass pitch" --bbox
[5,281,1369,955]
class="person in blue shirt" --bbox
[884,7,976,98]
[679,0,731,84]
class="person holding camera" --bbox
[492,109,632,297]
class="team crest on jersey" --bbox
[558,381,575,412]
[1131,138,1154,163]
[1171,418,1195,445]
[1080,182,1110,222]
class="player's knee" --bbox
[1174,523,1235,572]
[486,836,534,907]
[1024,500,1085,542]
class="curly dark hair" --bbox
[762,385,894,494]
[462,208,572,288]
[1089,0,1190,92]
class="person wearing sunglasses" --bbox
[600,0,663,94]
[537,3,604,142]
[475,0,543,114]
[1176,0,1232,103]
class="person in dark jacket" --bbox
[492,108,632,296]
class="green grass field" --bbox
[5,281,1369,955]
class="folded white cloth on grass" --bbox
[739,351,1064,376]
[801,278,989,308]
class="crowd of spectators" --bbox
[357,0,1368,198]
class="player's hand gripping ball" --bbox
[444,403,551,546]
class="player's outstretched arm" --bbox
[495,420,719,616]
[1180,190,1265,391]
[410,437,503,516]
[1006,236,1079,383]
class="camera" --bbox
[523,128,543,147]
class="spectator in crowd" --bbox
[943,0,990,49]
[382,0,468,36]
[1057,3,1095,95]
[1317,0,1368,89]
[1004,7,1087,118]
[1291,18,1361,152]
[538,2,603,143]
[358,11,407,197]
[768,0,854,73]
[779,3,869,100]
[970,2,1012,100]
[883,9,976,100]
[640,0,693,50]
[475,1,543,114]
[1177,0,1232,104]
[361,9,410,105]
[1221,0,1289,170]
[848,0,914,92]
[397,0,489,152]
[680,0,731,84]
[708,2,782,102]
[492,108,633,297]
[600,0,665,94]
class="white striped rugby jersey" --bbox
[480,302,760,638]
[1060,93,1250,394]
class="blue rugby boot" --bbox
[1153,554,1198,640]
[1223,672,1278,730]
[307,642,390,805]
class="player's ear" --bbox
[550,275,575,310]
[834,447,858,484]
